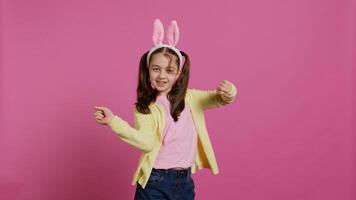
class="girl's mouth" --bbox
[156,81,167,87]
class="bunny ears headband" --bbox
[146,19,184,69]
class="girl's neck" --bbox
[157,93,167,97]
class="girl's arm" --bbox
[190,80,237,110]
[107,108,159,153]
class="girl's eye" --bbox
[153,68,159,71]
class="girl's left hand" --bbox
[94,106,114,125]
[216,80,233,99]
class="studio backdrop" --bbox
[0,0,355,199]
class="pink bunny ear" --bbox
[166,20,179,46]
[152,19,164,46]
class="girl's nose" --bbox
[159,71,166,77]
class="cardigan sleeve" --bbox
[107,108,159,153]
[189,83,237,110]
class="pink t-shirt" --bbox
[153,95,198,169]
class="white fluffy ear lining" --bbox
[152,19,164,46]
[166,20,179,46]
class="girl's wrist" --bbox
[107,115,115,125]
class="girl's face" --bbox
[148,52,182,96]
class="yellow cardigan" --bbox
[108,84,237,189]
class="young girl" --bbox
[94,19,237,200]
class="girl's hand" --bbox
[216,80,234,100]
[94,106,114,125]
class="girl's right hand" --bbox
[94,106,114,125]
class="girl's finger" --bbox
[95,108,103,113]
[94,112,103,117]
[223,80,230,85]
[219,82,229,90]
[220,91,229,98]
[217,90,226,95]
[95,113,104,118]
[218,85,229,93]
[95,106,106,111]
[220,81,230,88]
[219,80,227,85]
[95,110,104,114]
[216,87,224,94]
[221,82,232,90]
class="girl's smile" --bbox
[156,81,167,87]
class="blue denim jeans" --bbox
[134,167,195,200]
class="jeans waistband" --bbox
[152,167,191,175]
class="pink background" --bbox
[1,0,355,199]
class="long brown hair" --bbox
[135,47,190,122]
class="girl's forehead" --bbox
[151,64,177,69]
[151,53,179,68]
